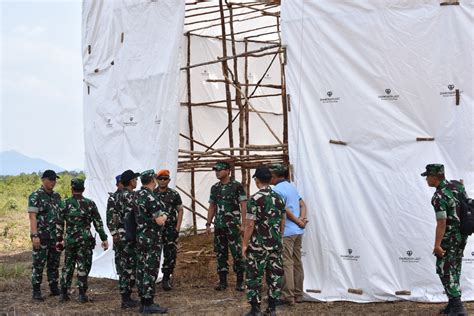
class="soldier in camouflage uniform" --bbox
[135,169,169,314]
[206,161,247,291]
[243,166,286,316]
[106,174,124,282]
[56,178,109,303]
[154,169,183,291]
[423,164,468,315]
[28,169,63,300]
[112,169,141,308]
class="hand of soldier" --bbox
[156,215,168,226]
[32,237,41,250]
[205,226,212,235]
[433,246,446,258]
[101,240,109,251]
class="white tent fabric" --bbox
[281,0,474,302]
[82,0,185,279]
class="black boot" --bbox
[245,301,262,316]
[49,283,60,296]
[78,289,89,303]
[215,271,228,291]
[264,298,277,316]
[162,274,172,291]
[140,297,168,314]
[235,272,245,291]
[59,287,70,302]
[440,298,454,314]
[448,297,467,316]
[121,292,140,309]
[32,284,44,301]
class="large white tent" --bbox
[82,0,473,302]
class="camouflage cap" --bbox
[115,174,121,184]
[420,164,444,177]
[140,169,155,177]
[71,178,85,190]
[269,164,288,177]
[213,161,231,171]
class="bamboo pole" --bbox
[179,133,231,157]
[185,32,198,235]
[276,16,289,159]
[180,92,282,107]
[219,0,235,166]
[206,79,282,89]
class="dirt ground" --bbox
[0,233,472,315]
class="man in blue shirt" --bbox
[270,164,308,306]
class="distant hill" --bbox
[0,150,66,176]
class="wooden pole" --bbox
[244,39,251,194]
[186,32,198,235]
[276,16,289,161]
[219,0,235,172]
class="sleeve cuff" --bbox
[239,196,248,202]
[436,211,447,220]
[28,207,39,213]
[246,214,256,220]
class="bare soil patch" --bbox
[1,233,472,315]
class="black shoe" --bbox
[235,272,245,291]
[121,292,140,309]
[59,287,70,302]
[141,303,168,314]
[265,298,277,316]
[448,297,467,316]
[245,302,262,316]
[162,275,172,291]
[78,290,89,303]
[50,285,61,296]
[215,272,228,291]
[32,289,44,301]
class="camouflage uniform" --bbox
[114,189,138,295]
[135,186,167,300]
[209,180,247,274]
[57,195,108,292]
[28,186,63,291]
[431,179,468,299]
[245,186,285,304]
[154,187,183,276]
[106,189,123,280]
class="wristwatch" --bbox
[30,233,39,238]
[205,223,211,227]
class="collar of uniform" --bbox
[40,185,54,195]
[275,179,287,185]
[141,186,152,192]
[436,179,448,190]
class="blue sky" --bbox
[1,0,84,170]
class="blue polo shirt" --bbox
[272,180,304,237]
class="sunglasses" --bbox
[157,177,170,181]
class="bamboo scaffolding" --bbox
[179,92,281,106]
[185,32,198,235]
[207,79,282,89]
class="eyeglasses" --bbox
[157,177,170,181]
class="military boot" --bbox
[49,283,61,296]
[32,284,44,301]
[245,301,262,316]
[448,297,467,316]
[264,298,277,316]
[78,289,89,303]
[140,297,168,314]
[59,287,70,302]
[235,272,245,291]
[215,271,228,291]
[121,292,140,309]
[162,274,172,291]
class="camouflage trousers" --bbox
[436,236,468,299]
[245,249,283,304]
[60,243,93,291]
[115,240,137,295]
[31,239,61,289]
[136,237,162,299]
[161,224,179,276]
[214,225,244,273]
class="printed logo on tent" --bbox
[340,248,360,261]
[320,91,340,104]
[124,116,138,127]
[155,115,161,125]
[440,84,463,98]
[463,251,474,264]
[378,88,399,101]
[264,73,271,80]
[106,118,113,128]
[399,250,420,263]
[201,69,210,77]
